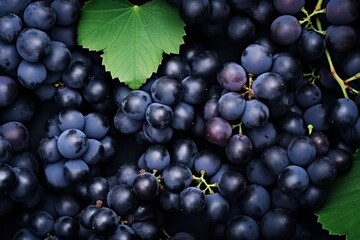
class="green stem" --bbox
[193,170,217,194]
[307,124,314,135]
[315,0,324,11]
[344,73,360,83]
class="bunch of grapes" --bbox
[0,0,360,239]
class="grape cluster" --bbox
[0,0,360,239]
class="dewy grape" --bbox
[0,0,360,239]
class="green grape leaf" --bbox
[315,150,360,240]
[77,0,185,89]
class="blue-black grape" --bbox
[162,163,192,192]
[145,103,173,129]
[203,193,229,223]
[193,149,221,177]
[17,60,47,89]
[107,185,138,215]
[218,171,246,200]
[239,184,271,219]
[150,76,183,106]
[326,0,360,25]
[116,163,140,187]
[57,108,85,132]
[342,50,360,78]
[191,50,221,80]
[303,104,331,131]
[325,25,356,52]
[227,15,255,43]
[121,90,152,120]
[0,163,16,192]
[38,136,62,163]
[130,219,160,240]
[0,135,12,163]
[16,28,51,62]
[217,62,247,91]
[9,167,38,202]
[0,75,18,107]
[248,0,276,25]
[261,145,290,175]
[143,144,170,171]
[143,121,173,144]
[270,15,301,46]
[179,186,206,215]
[160,190,180,212]
[328,98,358,128]
[133,172,159,200]
[253,72,287,103]
[294,83,322,109]
[108,225,137,240]
[54,86,83,109]
[23,1,56,31]
[241,99,269,128]
[307,156,337,185]
[54,216,79,239]
[326,148,352,172]
[241,43,272,76]
[64,159,89,182]
[171,138,198,168]
[83,112,109,140]
[208,0,230,24]
[57,129,88,159]
[28,210,54,237]
[260,208,296,240]
[246,157,276,187]
[217,92,246,120]
[51,0,80,26]
[181,76,208,104]
[278,165,309,197]
[79,205,98,229]
[245,122,277,151]
[157,54,190,80]
[13,228,41,240]
[0,121,30,152]
[48,25,77,48]
[55,194,80,217]
[82,76,110,104]
[299,30,326,61]
[171,101,195,130]
[114,108,143,135]
[8,151,39,174]
[271,188,299,212]
[203,97,220,120]
[44,159,71,189]
[226,215,260,240]
[0,96,35,123]
[287,136,317,166]
[87,176,109,202]
[205,117,232,145]
[225,134,253,164]
[0,42,22,71]
[271,53,303,90]
[277,112,306,136]
[273,0,304,14]
[0,13,22,43]
[43,41,71,72]
[62,61,91,89]
[298,184,327,210]
[178,0,210,24]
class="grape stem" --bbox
[232,122,243,135]
[312,0,360,99]
[192,170,217,194]
[307,124,314,135]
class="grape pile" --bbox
[1,0,360,239]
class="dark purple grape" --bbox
[325,25,356,52]
[0,42,22,71]
[278,165,309,197]
[226,215,260,240]
[239,184,270,219]
[326,0,360,24]
[205,117,232,145]
[121,90,152,120]
[181,76,208,104]
[299,31,326,61]
[204,193,229,223]
[107,185,138,215]
[253,72,287,103]
[0,163,16,192]
[273,0,304,14]
[150,76,183,106]
[217,92,246,121]
[218,171,246,200]
[227,15,255,43]
[225,134,253,164]
[191,50,221,80]
[329,98,358,128]
[0,76,18,107]
[0,121,29,152]
[133,172,159,200]
[145,103,173,129]
[23,1,56,31]
[179,187,206,215]
[260,208,296,240]
[241,44,273,76]
[157,54,190,80]
[217,62,247,91]
[16,28,51,62]
[241,99,269,128]
[51,0,80,26]
[178,0,210,24]
[270,15,301,45]
[0,13,22,43]
[162,163,192,192]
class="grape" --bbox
[160,190,180,212]
[0,42,21,71]
[179,187,206,215]
[310,131,330,155]
[32,84,57,101]
[294,83,322,109]
[108,225,137,240]
[227,15,255,43]
[121,90,152,120]
[107,185,138,215]
[270,15,301,45]
[253,72,287,102]
[114,108,143,135]
[225,134,253,164]
[287,136,317,166]
[43,41,71,72]
[0,121,30,152]
[162,163,193,192]
[116,163,139,187]
[307,157,337,185]
[143,121,173,144]
[329,98,358,128]
[217,92,246,120]
[178,0,210,24]
[64,159,89,182]
[226,215,260,240]
[100,136,117,160]
[79,205,98,229]
[62,61,91,89]
[28,211,54,237]
[260,208,296,240]
[326,148,352,172]
[9,167,38,202]
[218,171,246,200]
[181,76,208,104]
[246,157,275,187]
[150,76,183,106]
[180,42,205,63]
[83,113,109,139]
[205,117,232,145]
[342,50,360,78]
[57,129,88,159]
[113,83,131,107]
[271,188,299,212]
[261,145,290,175]
[13,228,41,240]
[8,152,39,174]
[325,25,356,52]
[172,138,198,168]
[208,0,230,24]
[0,13,22,43]
[54,216,79,239]
[245,122,277,151]
[273,0,304,14]
[229,0,259,12]
[51,0,80,26]
[38,136,62,163]
[203,97,220,120]
[54,86,83,109]
[130,220,160,240]
[48,25,77,48]
[248,0,276,25]
[0,163,16,192]
[82,76,110,104]
[0,0,31,15]
[299,31,326,61]
[326,0,360,25]
[16,28,51,62]
[145,103,173,129]
[278,165,309,197]
[23,1,56,31]
[57,109,85,132]
[17,60,47,89]
[158,54,190,80]
[55,194,80,217]
[87,177,109,202]
[271,53,303,90]
[239,184,271,219]
[277,112,306,136]
[194,150,221,177]
[191,50,221,80]
[303,104,331,131]
[44,160,71,189]
[133,173,159,200]
[298,184,327,210]
[171,101,196,130]
[0,76,18,107]
[204,193,229,223]
[241,44,272,76]
[241,99,269,128]
[142,145,170,172]
[171,232,195,240]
